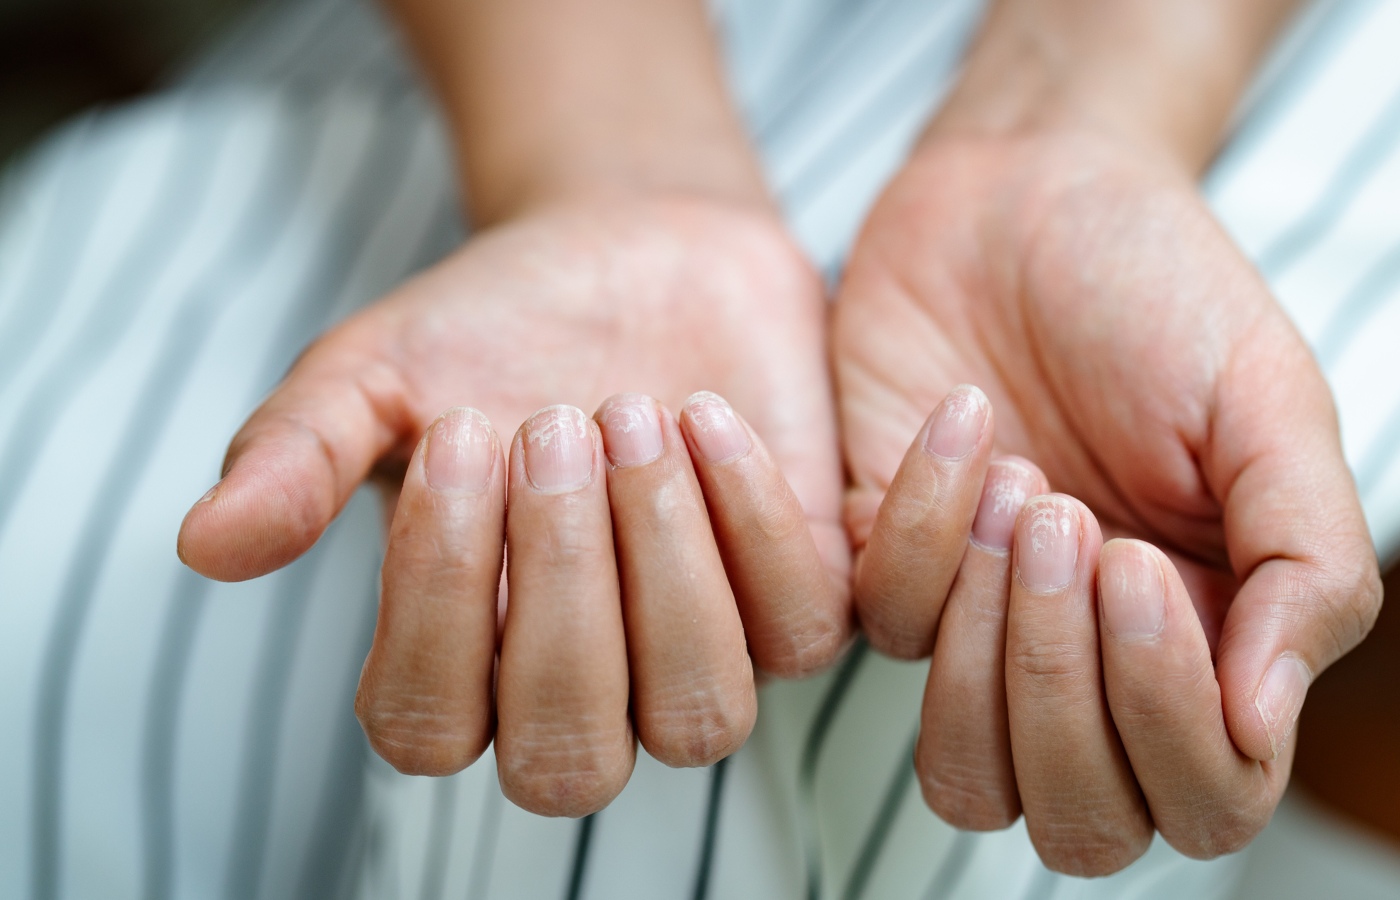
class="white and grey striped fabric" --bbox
[1,0,1398,898]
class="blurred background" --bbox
[0,0,251,165]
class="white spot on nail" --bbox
[1026,502,1074,553]
[526,405,587,449]
[685,391,737,434]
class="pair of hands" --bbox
[178,131,1381,875]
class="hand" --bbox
[833,132,1382,874]
[177,195,851,815]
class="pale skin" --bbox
[175,0,1384,876]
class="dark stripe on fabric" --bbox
[780,15,967,210]
[216,90,424,900]
[921,830,974,900]
[466,775,504,900]
[334,805,372,900]
[294,582,380,900]
[564,814,598,900]
[1256,80,1400,276]
[222,541,331,900]
[841,731,917,900]
[0,98,226,541]
[296,195,456,898]
[799,639,870,900]
[260,0,348,85]
[134,93,327,900]
[1314,238,1400,366]
[140,571,213,900]
[418,778,460,900]
[28,234,244,900]
[1208,0,1375,189]
[690,757,731,900]
[0,115,111,392]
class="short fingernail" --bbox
[425,407,496,493]
[1255,655,1312,758]
[970,460,1036,551]
[522,405,595,492]
[1016,497,1080,592]
[598,394,663,468]
[684,391,751,463]
[924,385,988,460]
[1100,541,1165,639]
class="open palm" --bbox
[834,133,1380,871]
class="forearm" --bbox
[384,0,767,225]
[927,0,1302,174]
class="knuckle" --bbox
[760,609,851,677]
[1291,553,1383,665]
[1107,666,1217,732]
[855,589,935,661]
[917,760,1020,831]
[355,691,488,777]
[1031,819,1152,877]
[1008,640,1096,692]
[1162,792,1273,860]
[638,687,756,768]
[497,725,631,818]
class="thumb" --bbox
[1210,324,1382,761]
[177,330,414,581]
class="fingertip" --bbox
[1013,494,1099,594]
[420,407,501,494]
[922,384,992,462]
[514,404,602,493]
[969,457,1046,552]
[680,391,754,464]
[594,393,665,469]
[1098,539,1167,642]
[176,462,328,582]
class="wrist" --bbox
[460,123,771,229]
[387,0,770,228]
[923,0,1299,176]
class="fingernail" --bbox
[1100,541,1165,639]
[970,460,1036,551]
[196,483,221,505]
[684,391,751,463]
[522,405,594,492]
[425,407,496,493]
[1016,497,1080,592]
[1255,655,1312,758]
[924,385,988,460]
[598,394,663,468]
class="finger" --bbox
[917,457,1045,830]
[355,408,505,775]
[595,394,756,767]
[1006,495,1151,876]
[178,329,413,581]
[495,405,635,817]
[1098,539,1286,859]
[1207,326,1383,762]
[854,385,994,659]
[679,391,851,677]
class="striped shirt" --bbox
[0,0,1397,898]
